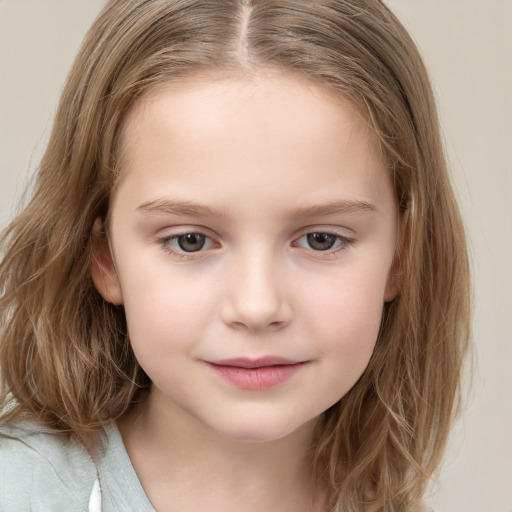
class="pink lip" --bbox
[206,357,306,390]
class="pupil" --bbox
[177,233,205,252]
[307,233,336,251]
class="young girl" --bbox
[0,1,471,511]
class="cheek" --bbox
[120,268,216,354]
[302,270,387,384]
[306,265,387,335]
[318,298,382,369]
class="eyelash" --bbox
[156,230,354,260]
[157,232,217,261]
[293,232,354,256]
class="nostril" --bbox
[219,278,292,331]
[230,321,248,331]
[226,319,288,332]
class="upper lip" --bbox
[207,357,303,368]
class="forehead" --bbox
[119,71,379,166]
[112,71,392,217]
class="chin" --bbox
[213,415,317,444]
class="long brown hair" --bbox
[0,1,471,510]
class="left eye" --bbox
[295,232,345,251]
[167,233,214,253]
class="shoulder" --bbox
[0,419,98,512]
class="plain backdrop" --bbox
[0,1,511,511]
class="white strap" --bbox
[88,478,102,512]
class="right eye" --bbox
[158,232,216,257]
[174,233,207,252]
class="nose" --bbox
[220,250,292,332]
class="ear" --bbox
[384,267,400,303]
[90,218,124,305]
[384,209,410,302]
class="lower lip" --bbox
[206,363,305,390]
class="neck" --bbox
[118,389,326,512]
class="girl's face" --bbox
[94,72,398,442]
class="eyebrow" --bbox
[289,200,377,219]
[137,198,229,219]
[136,198,376,219]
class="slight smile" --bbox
[205,357,308,390]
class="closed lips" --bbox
[205,358,307,390]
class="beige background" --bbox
[1,1,511,511]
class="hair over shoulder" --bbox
[0,1,471,510]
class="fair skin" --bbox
[92,71,399,512]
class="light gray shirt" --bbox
[0,420,155,511]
